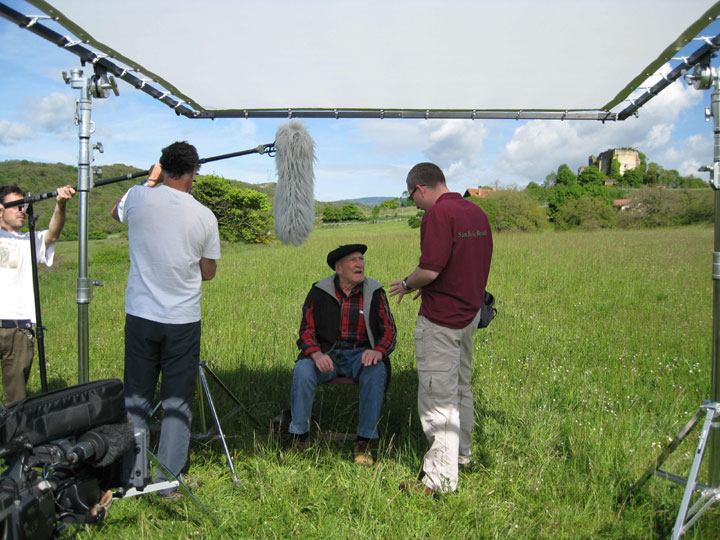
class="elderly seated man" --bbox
[288,243,397,465]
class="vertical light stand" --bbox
[627,55,720,540]
[62,67,117,383]
[687,54,720,493]
[663,55,720,540]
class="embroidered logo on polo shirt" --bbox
[457,230,488,238]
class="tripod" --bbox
[149,360,260,486]
[628,402,720,539]
[192,360,261,486]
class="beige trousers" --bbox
[415,311,479,492]
[0,327,35,406]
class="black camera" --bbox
[0,380,141,540]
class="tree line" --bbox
[473,151,712,232]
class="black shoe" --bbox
[283,432,309,451]
[272,409,292,435]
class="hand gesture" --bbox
[388,279,419,304]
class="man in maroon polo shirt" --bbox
[389,162,493,495]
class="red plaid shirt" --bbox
[298,278,395,357]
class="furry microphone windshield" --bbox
[273,121,316,246]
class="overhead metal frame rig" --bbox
[1,1,716,123]
[3,1,720,537]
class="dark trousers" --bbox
[123,314,201,481]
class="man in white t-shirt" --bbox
[0,184,76,405]
[112,141,221,493]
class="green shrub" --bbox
[616,187,713,228]
[472,190,547,232]
[407,210,424,228]
[193,175,272,244]
[322,203,364,223]
[91,246,129,265]
[341,203,363,221]
[554,196,616,231]
[322,205,342,223]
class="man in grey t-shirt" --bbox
[112,141,220,494]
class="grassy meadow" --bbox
[22,220,720,539]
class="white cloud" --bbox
[353,119,489,191]
[0,120,33,145]
[23,92,76,134]
[495,69,706,185]
[423,120,487,170]
[352,120,432,156]
[654,133,711,177]
[642,123,673,149]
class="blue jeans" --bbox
[289,348,386,439]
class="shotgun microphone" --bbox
[69,421,136,468]
[273,121,316,246]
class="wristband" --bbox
[401,278,410,292]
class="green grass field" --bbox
[17,221,720,539]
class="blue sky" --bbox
[0,3,717,202]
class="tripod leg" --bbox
[144,450,218,524]
[200,361,261,428]
[626,409,703,502]
[672,404,717,540]
[196,370,208,435]
[198,366,242,487]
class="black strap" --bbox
[0,320,32,329]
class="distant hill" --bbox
[0,160,395,237]
[0,160,141,239]
[0,160,287,239]
[334,196,397,207]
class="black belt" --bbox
[335,341,370,350]
[1,320,32,329]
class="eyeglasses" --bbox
[408,184,425,202]
[1,200,27,213]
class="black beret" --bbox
[326,244,367,270]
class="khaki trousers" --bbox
[415,311,479,493]
[0,327,35,406]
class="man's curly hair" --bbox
[159,141,200,178]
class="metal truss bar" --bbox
[618,32,720,121]
[195,109,618,121]
[0,2,199,117]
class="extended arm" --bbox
[112,164,162,221]
[45,185,76,248]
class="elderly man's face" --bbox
[336,251,365,287]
